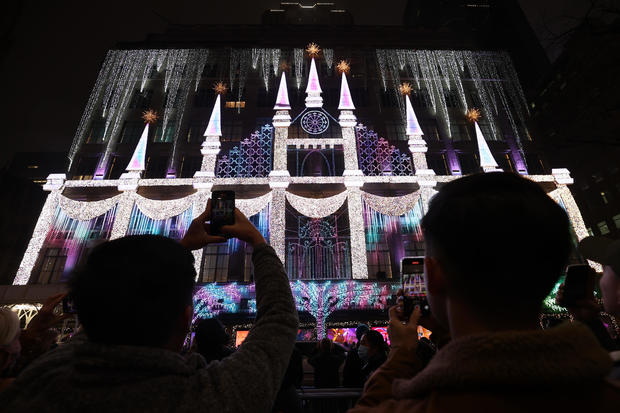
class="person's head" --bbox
[360,330,387,357]
[579,236,620,316]
[355,324,369,343]
[0,308,21,374]
[194,318,230,352]
[421,173,571,329]
[318,338,333,354]
[69,235,196,351]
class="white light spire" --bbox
[305,57,323,108]
[475,122,501,172]
[338,72,355,110]
[204,94,222,137]
[274,72,291,110]
[405,95,423,137]
[126,124,149,172]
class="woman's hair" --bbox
[364,330,388,354]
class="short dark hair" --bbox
[69,235,196,346]
[421,173,571,313]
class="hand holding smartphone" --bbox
[401,257,431,322]
[210,191,235,236]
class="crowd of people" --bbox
[1,172,620,412]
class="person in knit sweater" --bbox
[350,172,620,413]
[0,201,298,413]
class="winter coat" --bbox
[0,244,299,413]
[349,322,620,413]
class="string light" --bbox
[285,191,348,219]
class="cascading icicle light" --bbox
[126,204,193,239]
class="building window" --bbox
[37,248,67,284]
[201,243,230,282]
[186,121,207,143]
[154,123,176,143]
[74,156,98,180]
[225,101,246,109]
[420,121,440,141]
[120,121,145,144]
[194,88,214,107]
[367,243,392,279]
[613,214,620,229]
[458,152,479,174]
[86,121,106,144]
[385,121,405,141]
[380,91,399,108]
[106,156,129,179]
[451,122,471,141]
[598,221,610,235]
[411,88,431,108]
[351,87,368,107]
[144,156,168,179]
[128,89,153,109]
[179,156,202,178]
[221,120,244,141]
[426,153,449,175]
[257,89,277,107]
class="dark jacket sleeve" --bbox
[351,346,425,411]
[197,244,299,413]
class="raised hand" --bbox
[180,199,227,250]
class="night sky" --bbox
[0,0,588,168]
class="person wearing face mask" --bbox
[359,330,388,383]
[0,308,21,392]
[343,324,370,388]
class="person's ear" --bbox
[426,257,448,296]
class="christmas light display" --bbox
[13,44,593,335]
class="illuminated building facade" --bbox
[2,19,589,336]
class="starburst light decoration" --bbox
[336,60,350,74]
[399,82,412,96]
[212,81,228,95]
[141,110,159,124]
[306,43,321,57]
[466,108,481,123]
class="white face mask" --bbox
[358,344,369,362]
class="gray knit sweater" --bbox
[0,244,299,413]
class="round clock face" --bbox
[300,110,330,135]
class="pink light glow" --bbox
[405,95,423,136]
[126,124,149,171]
[338,72,355,110]
[204,94,222,136]
[274,72,291,110]
[305,57,323,94]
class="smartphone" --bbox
[561,264,594,307]
[401,256,431,320]
[62,295,77,314]
[210,191,235,236]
